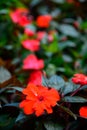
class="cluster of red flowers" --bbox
[72,73,87,118]
[10,7,54,74]
[19,83,60,116]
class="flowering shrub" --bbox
[1,0,87,130]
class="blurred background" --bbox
[0,0,87,79]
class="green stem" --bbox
[71,85,82,96]
[56,103,77,120]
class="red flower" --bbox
[19,84,60,116]
[79,106,87,118]
[37,31,47,41]
[24,28,35,36]
[36,15,52,28]
[28,70,42,85]
[18,16,31,27]
[10,8,32,27]
[48,34,53,42]
[23,54,44,70]
[21,39,40,51]
[72,73,87,85]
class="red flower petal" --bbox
[79,106,87,118]
[37,31,47,41]
[24,28,35,36]
[28,70,42,85]
[36,15,52,28]
[10,8,32,27]
[23,101,35,115]
[21,39,40,51]
[23,54,44,70]
[72,73,87,85]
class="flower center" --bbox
[38,96,44,101]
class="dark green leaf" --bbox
[46,64,56,77]
[59,24,79,37]
[42,76,49,87]
[62,54,73,62]
[65,120,79,130]
[10,86,23,92]
[3,103,19,108]
[30,0,42,7]
[48,75,65,90]
[37,6,49,14]
[44,121,64,130]
[15,112,26,123]
[62,82,79,95]
[0,114,15,130]
[51,8,61,17]
[42,75,65,90]
[0,86,23,93]
[62,96,87,103]
[57,104,77,120]
[0,9,9,14]
[80,85,87,90]
[59,41,75,50]
[0,87,7,93]
[47,42,59,53]
[50,0,65,4]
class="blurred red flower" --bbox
[48,34,53,42]
[28,70,42,85]
[19,83,60,116]
[66,0,74,3]
[66,0,80,6]
[23,54,44,70]
[21,39,40,51]
[37,31,46,41]
[18,16,31,27]
[10,8,32,27]
[73,21,79,29]
[24,28,35,36]
[48,30,57,42]
[72,73,87,85]
[79,106,87,118]
[36,15,52,28]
